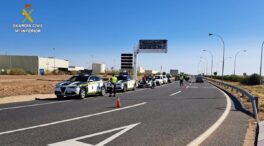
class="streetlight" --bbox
[200,57,208,75]
[260,42,264,84]
[197,60,203,74]
[203,49,214,77]
[53,48,56,72]
[209,33,225,82]
[233,50,247,75]
[216,57,232,75]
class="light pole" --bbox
[216,57,232,76]
[209,33,225,82]
[260,41,264,84]
[200,57,208,75]
[198,60,203,74]
[234,50,247,75]
[203,49,213,77]
[53,48,56,72]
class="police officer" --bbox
[109,74,118,97]
[180,74,184,86]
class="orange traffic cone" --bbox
[116,97,121,108]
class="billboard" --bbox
[138,40,167,53]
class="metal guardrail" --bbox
[206,78,259,123]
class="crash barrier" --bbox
[206,77,259,122]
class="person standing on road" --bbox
[180,74,184,86]
[109,74,118,97]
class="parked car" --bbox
[155,75,164,86]
[166,74,173,83]
[106,75,136,92]
[162,75,168,84]
[54,74,106,99]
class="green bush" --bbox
[240,73,260,85]
[9,68,27,75]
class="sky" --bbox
[0,0,264,75]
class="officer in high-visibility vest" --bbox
[180,74,184,86]
[109,74,118,97]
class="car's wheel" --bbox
[79,88,86,99]
[132,84,136,91]
[123,85,127,92]
[56,95,64,99]
[100,87,106,96]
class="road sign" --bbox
[139,40,168,53]
[48,123,140,146]
[121,53,133,69]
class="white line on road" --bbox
[169,91,181,96]
[0,100,70,111]
[0,102,146,136]
[187,88,231,146]
[48,123,140,146]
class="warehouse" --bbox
[0,55,69,74]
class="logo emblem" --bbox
[22,4,33,23]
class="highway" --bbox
[0,81,249,146]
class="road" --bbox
[0,81,249,146]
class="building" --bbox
[0,55,69,74]
[92,63,106,74]
[68,66,85,72]
[145,70,158,75]
[137,66,145,74]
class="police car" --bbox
[54,74,106,99]
[106,75,136,92]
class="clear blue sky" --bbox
[0,0,263,75]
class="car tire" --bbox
[56,95,64,99]
[133,84,136,91]
[123,85,127,92]
[100,87,106,96]
[79,88,86,99]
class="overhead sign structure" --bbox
[121,53,133,69]
[138,40,168,53]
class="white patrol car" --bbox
[155,75,164,86]
[54,74,106,99]
[106,75,136,92]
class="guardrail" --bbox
[206,77,259,122]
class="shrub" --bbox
[9,68,27,75]
[240,73,260,85]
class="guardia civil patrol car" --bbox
[106,75,136,92]
[54,74,106,99]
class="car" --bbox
[106,75,136,92]
[155,75,164,86]
[54,74,106,99]
[196,75,204,83]
[166,74,173,83]
[162,75,168,84]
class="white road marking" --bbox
[48,123,140,146]
[169,91,181,96]
[0,102,146,136]
[0,100,70,111]
[187,88,231,146]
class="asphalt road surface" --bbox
[0,81,249,146]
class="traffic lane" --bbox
[201,91,249,146]
[0,82,228,146]
[0,82,179,132]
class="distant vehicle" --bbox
[166,74,173,83]
[54,74,106,99]
[155,75,164,86]
[138,76,155,88]
[162,75,168,84]
[196,75,204,83]
[106,75,136,92]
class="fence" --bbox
[206,77,259,123]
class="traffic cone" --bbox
[116,97,121,108]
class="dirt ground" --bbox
[0,75,71,98]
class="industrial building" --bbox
[0,55,69,74]
[92,63,106,74]
[68,66,85,72]
[137,66,145,74]
[145,70,158,75]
